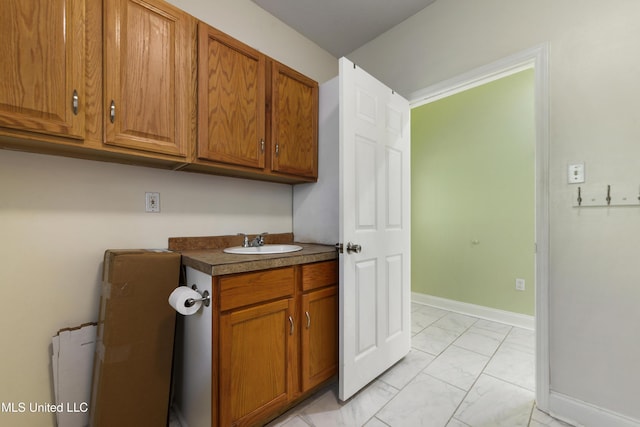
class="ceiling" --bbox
[251,0,437,58]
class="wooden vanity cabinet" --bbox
[300,261,338,392]
[217,267,296,427]
[103,0,195,158]
[0,0,85,139]
[212,260,337,426]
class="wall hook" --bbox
[577,186,582,206]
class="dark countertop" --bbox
[180,243,338,276]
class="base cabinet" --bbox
[301,286,338,392]
[219,297,295,426]
[181,260,337,427]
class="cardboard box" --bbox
[90,250,181,427]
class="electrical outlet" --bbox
[145,192,160,213]
[515,278,525,291]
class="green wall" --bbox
[411,69,535,316]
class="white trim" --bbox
[408,43,551,412]
[412,292,535,330]
[548,391,640,427]
[409,45,544,108]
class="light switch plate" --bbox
[568,163,585,184]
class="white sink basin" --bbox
[223,244,303,255]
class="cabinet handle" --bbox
[288,316,294,335]
[275,143,279,157]
[305,311,310,329]
[109,100,115,123]
[260,139,265,153]
[72,90,79,115]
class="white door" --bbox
[338,57,411,401]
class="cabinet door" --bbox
[301,286,338,392]
[271,61,318,178]
[219,298,295,426]
[0,0,84,139]
[104,0,193,157]
[198,24,266,169]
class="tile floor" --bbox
[266,303,572,427]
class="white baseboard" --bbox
[411,292,535,330]
[548,391,640,427]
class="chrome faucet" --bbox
[238,232,268,247]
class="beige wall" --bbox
[349,0,640,423]
[167,0,338,84]
[0,1,337,425]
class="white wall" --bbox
[0,1,337,425]
[349,0,640,424]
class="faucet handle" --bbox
[257,232,268,245]
[237,233,249,247]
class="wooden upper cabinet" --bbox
[271,61,319,179]
[198,23,266,169]
[0,0,85,139]
[104,0,194,157]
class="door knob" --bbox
[346,242,362,254]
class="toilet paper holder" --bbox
[185,285,210,308]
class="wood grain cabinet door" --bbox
[271,61,318,179]
[0,0,85,139]
[301,286,338,392]
[197,23,266,169]
[219,298,295,427]
[104,0,193,157]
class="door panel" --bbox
[354,136,378,229]
[339,57,411,401]
[386,148,404,228]
[355,259,377,356]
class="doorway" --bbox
[411,68,535,318]
[408,44,550,410]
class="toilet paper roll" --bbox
[168,287,203,315]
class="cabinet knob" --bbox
[260,139,265,153]
[288,316,294,335]
[305,311,311,329]
[275,143,279,157]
